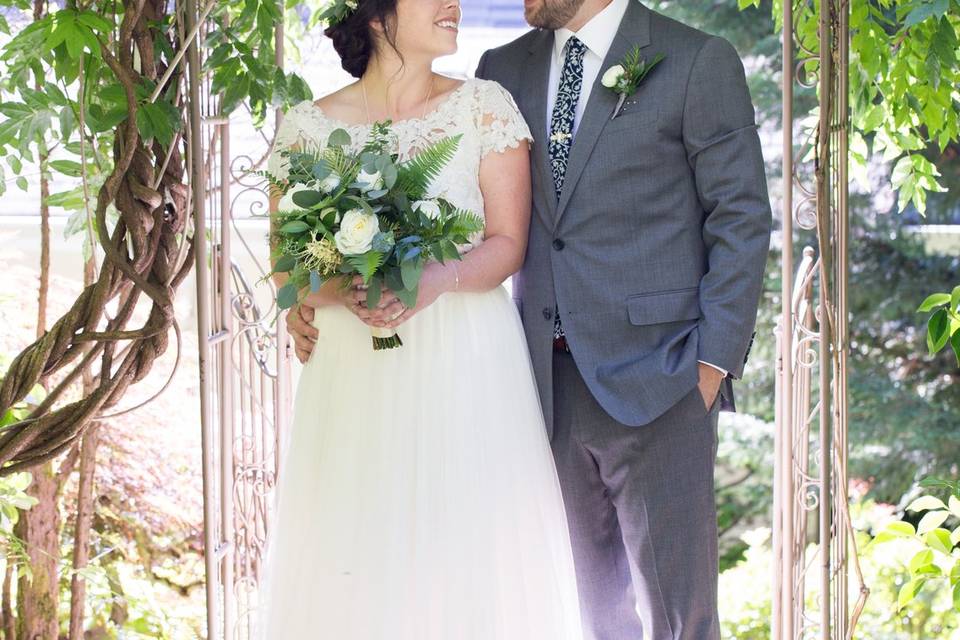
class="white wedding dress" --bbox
[255,77,583,639]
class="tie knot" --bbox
[564,36,586,60]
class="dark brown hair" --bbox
[324,0,402,78]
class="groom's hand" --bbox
[285,303,318,363]
[697,362,725,411]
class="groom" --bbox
[473,0,771,638]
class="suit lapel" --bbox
[518,29,557,227]
[554,1,651,228]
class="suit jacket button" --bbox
[542,308,553,320]
[552,238,565,251]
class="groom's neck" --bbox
[563,0,614,32]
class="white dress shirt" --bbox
[545,0,728,379]
[546,0,629,135]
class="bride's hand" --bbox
[369,262,456,330]
[305,275,394,325]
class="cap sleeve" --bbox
[267,100,312,181]
[476,80,533,158]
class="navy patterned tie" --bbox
[549,36,587,199]
[549,36,586,348]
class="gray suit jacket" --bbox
[476,1,771,435]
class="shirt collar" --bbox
[553,0,630,63]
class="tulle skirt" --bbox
[254,284,583,639]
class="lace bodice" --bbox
[267,78,533,251]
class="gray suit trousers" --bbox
[552,350,722,640]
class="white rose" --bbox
[319,172,341,193]
[601,64,625,89]
[356,168,384,193]
[277,183,312,211]
[413,199,442,220]
[334,209,380,255]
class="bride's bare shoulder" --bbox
[311,82,365,122]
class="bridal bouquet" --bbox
[264,122,484,350]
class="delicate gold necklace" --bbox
[361,73,436,150]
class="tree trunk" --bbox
[68,259,100,640]
[2,561,14,639]
[13,462,61,640]
[34,0,49,340]
[66,425,99,640]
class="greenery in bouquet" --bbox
[263,122,484,349]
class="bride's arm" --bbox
[370,141,532,330]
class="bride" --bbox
[257,0,583,637]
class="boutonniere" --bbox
[601,46,665,120]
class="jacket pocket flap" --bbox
[626,287,701,326]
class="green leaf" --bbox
[16,176,28,192]
[277,283,298,310]
[365,276,382,309]
[924,528,954,554]
[291,189,324,209]
[927,308,950,354]
[886,521,917,537]
[273,254,296,273]
[401,257,423,291]
[918,293,951,312]
[328,128,351,147]
[280,220,309,234]
[897,577,926,610]
[904,0,949,27]
[949,494,960,519]
[395,285,418,309]
[918,510,950,535]
[951,286,960,314]
[908,495,949,512]
[909,549,935,574]
[50,159,83,177]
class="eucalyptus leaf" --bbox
[366,276,383,309]
[280,220,310,234]
[277,283,298,310]
[401,257,423,291]
[395,285,418,309]
[273,254,296,273]
[328,128,351,147]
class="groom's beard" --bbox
[524,0,586,29]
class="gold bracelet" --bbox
[451,262,460,292]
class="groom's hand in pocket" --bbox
[697,362,725,411]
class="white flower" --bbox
[601,64,626,89]
[355,168,384,193]
[412,199,442,220]
[318,172,341,193]
[278,183,312,211]
[334,209,380,255]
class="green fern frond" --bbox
[345,250,387,283]
[395,135,462,199]
[444,207,485,238]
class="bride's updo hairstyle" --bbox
[324,0,402,78]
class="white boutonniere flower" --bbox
[604,46,665,120]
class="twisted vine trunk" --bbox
[0,0,193,476]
